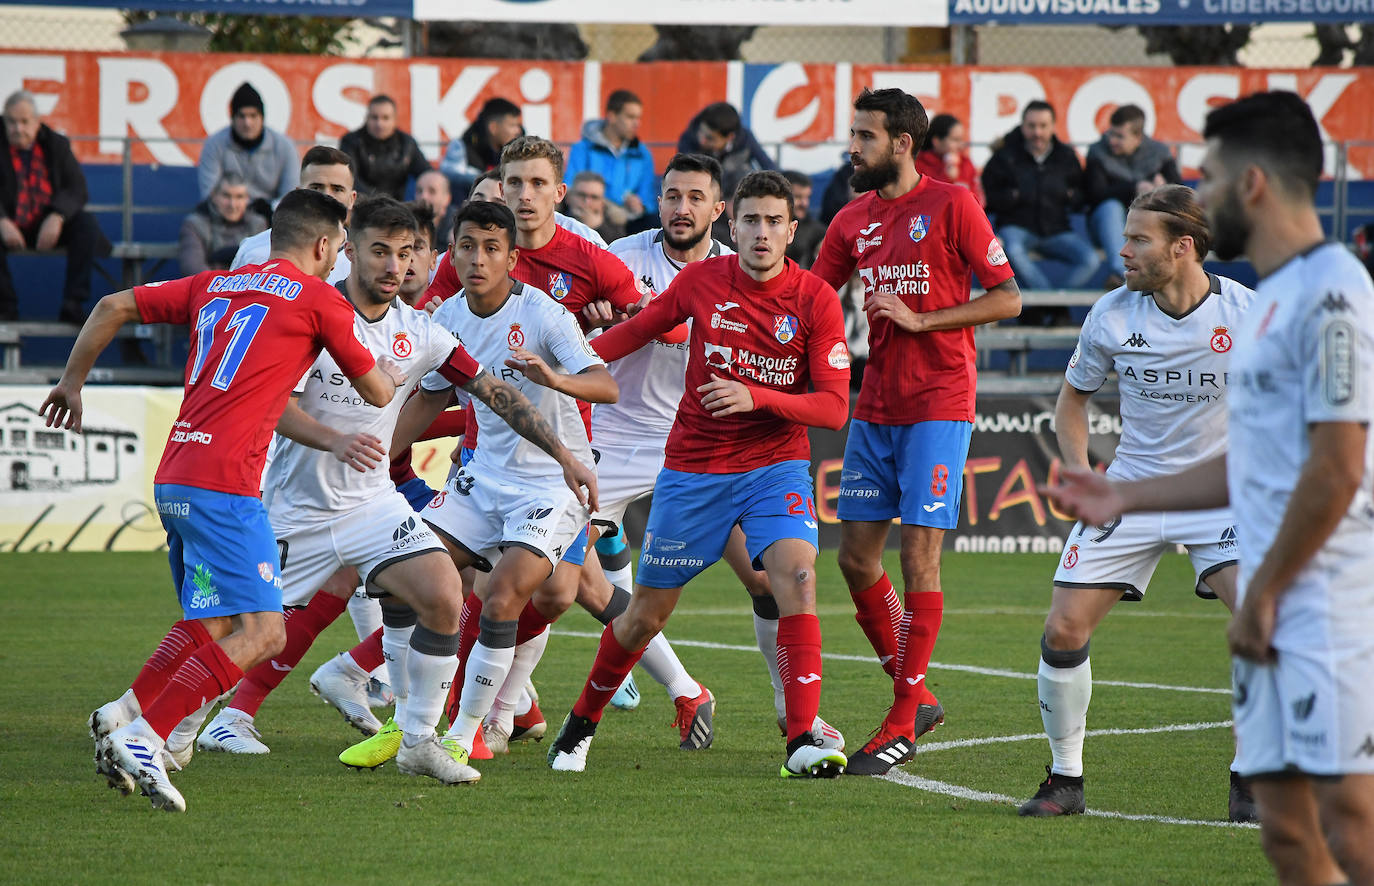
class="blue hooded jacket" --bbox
[565,119,659,214]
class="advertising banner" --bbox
[0,385,461,553]
[949,0,1373,25]
[1,50,1370,178]
[413,0,949,27]
[0,0,414,19]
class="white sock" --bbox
[450,640,515,751]
[604,565,632,592]
[754,613,786,721]
[636,633,698,701]
[348,590,389,683]
[1038,655,1092,778]
[491,627,550,733]
[400,646,458,741]
[169,692,226,752]
[382,624,414,726]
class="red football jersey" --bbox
[811,177,1014,424]
[428,225,642,449]
[135,260,375,496]
[593,256,850,474]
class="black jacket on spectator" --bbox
[981,127,1084,237]
[1,124,101,234]
[339,127,432,199]
[1083,135,1181,210]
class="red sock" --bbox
[130,619,213,709]
[889,591,943,732]
[445,593,485,725]
[851,573,902,677]
[232,592,347,716]
[142,642,244,739]
[571,623,645,723]
[348,628,385,673]
[516,601,555,644]
[777,613,823,743]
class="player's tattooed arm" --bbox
[462,373,598,510]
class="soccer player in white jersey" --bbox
[1016,185,1256,820]
[389,199,617,764]
[233,146,358,285]
[1049,92,1374,883]
[198,198,595,783]
[581,152,844,750]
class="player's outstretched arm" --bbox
[1054,381,1094,470]
[701,373,850,431]
[348,355,405,409]
[503,349,619,404]
[39,290,141,432]
[275,397,386,473]
[1229,421,1368,662]
[1043,453,1229,527]
[866,277,1022,335]
[391,386,450,458]
[462,372,598,511]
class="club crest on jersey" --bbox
[909,214,931,243]
[391,332,413,358]
[774,314,798,344]
[548,272,571,302]
[508,323,525,348]
[1210,326,1232,353]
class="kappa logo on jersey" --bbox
[774,314,798,344]
[1122,332,1150,349]
[987,236,1008,267]
[1210,326,1232,353]
[525,506,553,520]
[1063,544,1080,569]
[704,342,734,370]
[548,272,571,301]
[393,517,417,541]
[828,341,851,370]
[507,323,525,348]
[909,214,932,243]
[641,274,657,294]
[1219,526,1237,551]
[391,332,413,358]
[1321,291,1351,313]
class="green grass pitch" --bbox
[2,551,1270,884]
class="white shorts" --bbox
[1232,640,1374,778]
[1052,508,1237,601]
[590,441,665,532]
[422,463,588,572]
[273,493,446,606]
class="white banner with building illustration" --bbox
[0,386,461,553]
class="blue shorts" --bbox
[155,484,283,619]
[562,524,590,566]
[637,460,818,589]
[836,419,972,528]
[459,446,476,466]
[396,476,437,512]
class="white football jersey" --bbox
[593,229,733,446]
[232,228,351,285]
[422,281,601,481]
[1066,273,1254,481]
[555,212,608,249]
[1228,243,1374,616]
[263,295,464,528]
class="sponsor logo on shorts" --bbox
[516,522,549,537]
[1062,544,1080,569]
[1210,326,1231,353]
[1219,526,1237,551]
[839,487,880,498]
[188,563,221,610]
[392,332,413,358]
[258,561,274,582]
[393,517,417,541]
[804,520,817,529]
[987,236,1007,267]
[651,536,687,552]
[1292,692,1317,722]
[908,214,931,243]
[774,314,797,344]
[1288,728,1327,748]
[841,469,862,482]
[1356,735,1374,757]
[525,507,553,521]
[640,552,706,568]
[157,500,190,518]
[922,502,946,513]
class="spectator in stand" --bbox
[677,102,777,244]
[1084,104,1182,289]
[981,100,1096,322]
[0,89,111,323]
[915,113,984,206]
[563,171,626,244]
[821,151,858,225]
[338,95,432,200]
[416,169,456,251]
[178,171,267,275]
[782,170,824,268]
[565,89,657,232]
[197,83,298,219]
[439,97,522,199]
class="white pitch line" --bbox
[916,720,1233,754]
[672,606,1228,621]
[552,629,1230,695]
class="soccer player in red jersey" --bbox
[811,88,1022,775]
[42,189,402,811]
[546,170,854,778]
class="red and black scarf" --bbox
[11,140,52,232]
